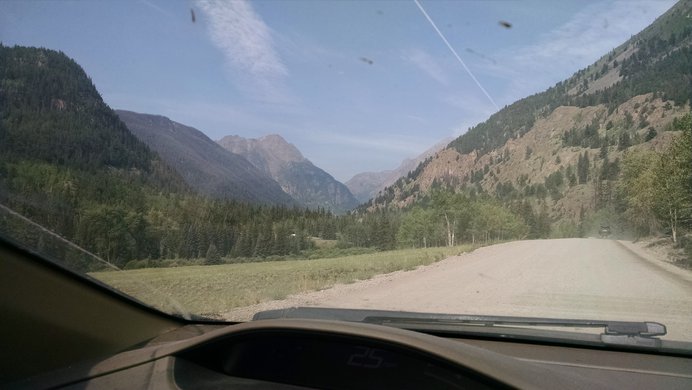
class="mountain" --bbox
[345,171,391,204]
[0,45,330,268]
[0,44,195,265]
[116,110,295,205]
[0,46,179,180]
[346,137,452,203]
[217,134,359,213]
[365,0,692,227]
[0,45,189,202]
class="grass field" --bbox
[91,245,473,317]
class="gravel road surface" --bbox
[225,238,692,340]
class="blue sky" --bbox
[0,0,675,181]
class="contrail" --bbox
[413,0,499,111]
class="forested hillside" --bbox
[446,1,691,158]
[0,46,184,188]
[0,45,330,270]
[0,44,188,267]
[0,45,415,271]
[361,0,692,260]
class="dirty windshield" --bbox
[1,0,691,343]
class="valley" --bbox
[1,1,690,277]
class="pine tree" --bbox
[205,242,221,265]
[577,152,590,184]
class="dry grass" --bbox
[310,237,338,249]
[91,245,473,317]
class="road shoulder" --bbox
[616,240,692,284]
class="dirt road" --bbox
[225,239,692,340]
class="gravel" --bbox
[224,238,692,341]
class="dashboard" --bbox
[14,319,692,389]
[177,328,503,389]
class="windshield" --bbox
[1,0,691,345]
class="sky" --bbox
[0,0,676,182]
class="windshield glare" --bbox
[1,0,691,345]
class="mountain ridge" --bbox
[218,134,359,213]
[116,110,296,205]
[346,137,453,203]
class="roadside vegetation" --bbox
[91,245,473,316]
[618,114,692,265]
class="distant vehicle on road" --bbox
[599,225,611,238]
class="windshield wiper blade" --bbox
[603,321,666,337]
[364,314,666,338]
[254,307,667,345]
[254,307,666,335]
[362,313,666,348]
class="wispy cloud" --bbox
[195,0,289,101]
[403,48,448,85]
[515,1,672,67]
[487,0,675,104]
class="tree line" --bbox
[617,114,691,255]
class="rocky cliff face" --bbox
[367,94,687,221]
[218,134,359,213]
